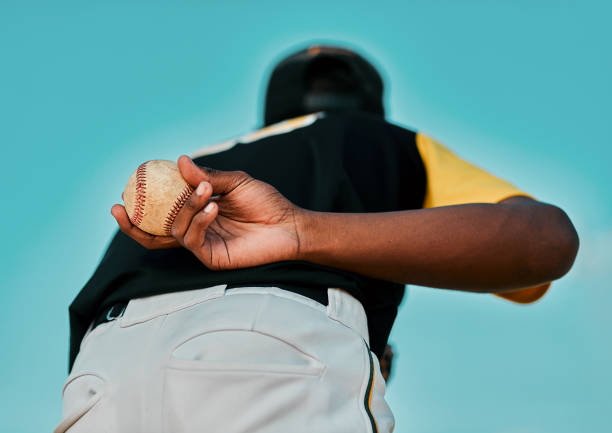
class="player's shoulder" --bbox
[191,113,324,159]
[191,111,417,159]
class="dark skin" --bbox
[112,155,579,294]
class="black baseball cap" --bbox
[263,45,385,126]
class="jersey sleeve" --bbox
[416,133,530,207]
[415,132,550,304]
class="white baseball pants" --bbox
[55,285,394,433]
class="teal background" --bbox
[1,1,610,432]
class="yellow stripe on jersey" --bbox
[415,132,549,304]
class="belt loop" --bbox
[106,303,127,321]
[326,288,369,345]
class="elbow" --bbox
[535,204,579,281]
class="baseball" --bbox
[123,160,194,236]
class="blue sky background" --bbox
[1,1,610,432]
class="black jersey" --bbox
[68,111,547,370]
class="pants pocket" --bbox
[53,374,106,433]
[168,329,324,374]
[163,329,326,433]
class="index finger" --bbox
[111,204,180,250]
[177,155,250,196]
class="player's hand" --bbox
[111,204,181,250]
[168,155,303,270]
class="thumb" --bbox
[177,155,249,195]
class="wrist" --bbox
[294,208,324,262]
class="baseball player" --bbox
[56,45,578,433]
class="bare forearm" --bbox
[296,198,578,292]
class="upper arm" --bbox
[416,133,552,303]
[416,133,531,207]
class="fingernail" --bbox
[204,202,215,213]
[196,182,206,196]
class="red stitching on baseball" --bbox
[132,162,147,226]
[163,183,194,235]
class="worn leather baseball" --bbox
[123,160,194,236]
